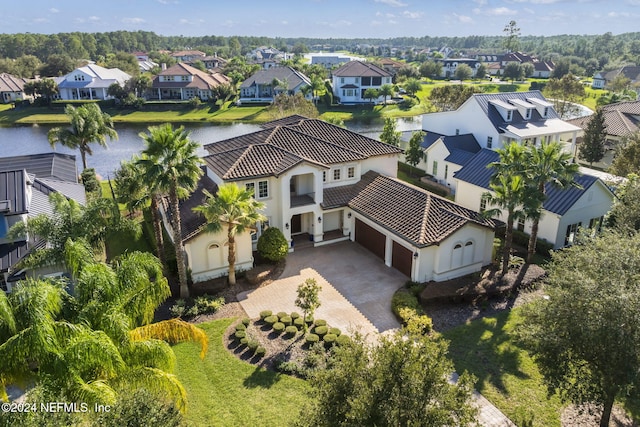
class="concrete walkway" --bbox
[238,241,516,427]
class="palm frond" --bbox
[120,338,175,372]
[130,319,208,359]
[113,367,187,412]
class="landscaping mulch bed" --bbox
[561,403,637,427]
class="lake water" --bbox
[0,117,422,178]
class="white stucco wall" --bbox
[422,101,499,150]
[360,154,399,177]
[185,229,254,283]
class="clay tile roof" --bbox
[567,100,640,138]
[349,171,498,247]
[321,184,357,209]
[178,172,219,242]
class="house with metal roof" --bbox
[173,115,499,283]
[331,61,393,104]
[567,100,640,169]
[453,149,614,249]
[0,73,29,104]
[0,153,85,292]
[238,67,311,104]
[56,64,131,101]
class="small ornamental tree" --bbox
[579,108,607,166]
[257,227,289,262]
[379,117,401,147]
[295,278,322,332]
[405,131,425,177]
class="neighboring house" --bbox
[331,61,393,104]
[0,153,85,292]
[200,55,227,71]
[436,58,481,78]
[567,100,640,168]
[592,66,640,90]
[56,64,131,101]
[239,67,311,103]
[0,73,29,103]
[138,60,158,73]
[132,51,149,61]
[177,115,499,283]
[151,63,231,101]
[454,149,615,249]
[247,46,292,69]
[171,50,206,62]
[493,51,554,78]
[377,58,405,76]
[309,54,354,69]
[422,91,581,155]
[531,60,555,78]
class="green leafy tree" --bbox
[363,88,379,104]
[523,142,579,263]
[611,131,640,176]
[301,331,477,426]
[97,388,183,427]
[48,104,118,170]
[379,117,401,147]
[257,227,288,262]
[80,168,102,199]
[578,108,607,166]
[405,131,425,176]
[475,63,487,80]
[607,74,631,92]
[485,142,528,274]
[193,184,265,286]
[429,84,482,112]
[521,231,640,427]
[454,63,473,81]
[378,84,394,105]
[522,62,535,78]
[404,78,422,97]
[596,90,635,107]
[419,60,442,80]
[295,278,321,331]
[39,53,76,77]
[543,73,586,119]
[136,124,203,298]
[607,174,640,232]
[502,62,524,82]
[503,20,520,52]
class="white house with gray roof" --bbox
[56,64,131,101]
[176,115,499,283]
[331,61,392,104]
[239,67,311,104]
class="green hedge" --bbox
[314,325,328,336]
[280,315,292,326]
[306,334,320,344]
[234,330,246,340]
[293,317,305,328]
[285,325,298,336]
[254,346,266,358]
[242,317,251,326]
[391,290,422,319]
[276,312,288,319]
[323,334,337,345]
[336,335,351,346]
[511,229,553,256]
[273,322,286,333]
[264,315,278,325]
[329,327,341,336]
[314,319,327,327]
[260,310,272,320]
[290,312,301,320]
[235,323,246,332]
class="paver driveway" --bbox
[238,241,404,336]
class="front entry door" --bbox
[291,214,302,234]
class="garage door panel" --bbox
[355,219,385,260]
[392,241,412,277]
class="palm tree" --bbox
[524,142,579,263]
[48,103,118,170]
[193,184,265,286]
[0,241,207,410]
[136,124,203,299]
[485,142,528,274]
[378,84,394,105]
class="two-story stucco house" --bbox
[331,61,393,104]
[56,64,131,101]
[239,67,311,104]
[174,115,499,284]
[0,73,29,103]
[151,63,231,101]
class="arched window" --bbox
[207,243,220,269]
[451,243,463,269]
[463,241,474,265]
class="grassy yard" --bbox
[443,308,564,427]
[172,318,310,426]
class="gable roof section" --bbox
[178,172,218,242]
[0,153,78,183]
[349,171,497,247]
[332,61,391,78]
[0,73,27,92]
[240,67,311,90]
[454,149,604,216]
[421,133,480,166]
[568,100,640,138]
[153,63,231,90]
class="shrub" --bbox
[190,295,225,316]
[235,323,246,332]
[290,311,301,319]
[260,310,272,320]
[314,325,328,336]
[254,346,266,357]
[188,96,202,107]
[277,312,288,320]
[273,322,286,333]
[81,168,101,197]
[257,227,289,262]
[323,333,337,345]
[336,334,351,346]
[306,334,320,344]
[169,299,186,318]
[234,330,246,340]
[405,280,426,297]
[305,315,314,324]
[329,327,341,336]
[406,313,433,336]
[247,340,259,352]
[314,319,327,327]
[285,325,298,336]
[240,337,248,345]
[293,317,305,329]
[242,317,251,326]
[264,315,278,325]
[276,360,300,375]
[391,289,422,319]
[280,315,292,326]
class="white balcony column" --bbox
[384,235,392,267]
[314,212,324,243]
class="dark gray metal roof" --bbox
[0,170,28,215]
[0,241,29,273]
[445,149,478,166]
[0,153,79,183]
[453,149,602,216]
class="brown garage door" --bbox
[392,241,413,277]
[355,219,385,260]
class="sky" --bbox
[2,0,640,39]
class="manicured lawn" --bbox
[443,308,564,427]
[172,318,310,427]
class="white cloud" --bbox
[49,8,59,13]
[524,7,535,14]
[88,16,100,22]
[402,11,423,19]
[373,0,407,7]
[33,18,49,23]
[281,20,288,25]
[472,0,487,4]
[608,11,630,17]
[485,7,517,16]
[454,13,473,23]
[122,17,146,24]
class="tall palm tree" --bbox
[524,142,579,263]
[193,184,265,286]
[485,142,528,274]
[136,124,203,298]
[0,240,207,410]
[378,84,394,105]
[48,103,118,170]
